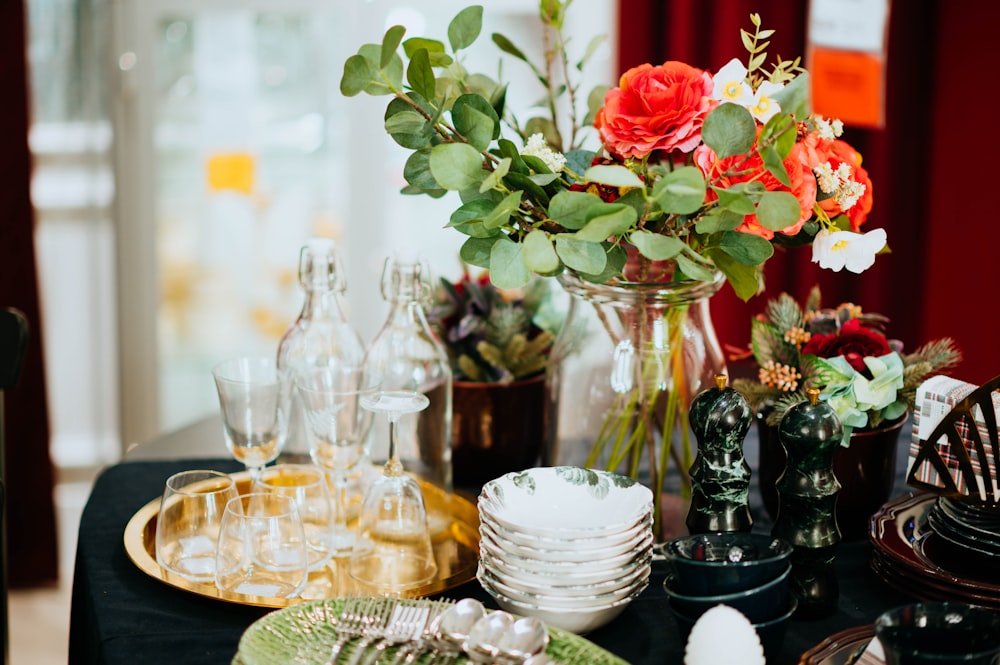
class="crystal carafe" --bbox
[364,256,453,536]
[277,238,366,458]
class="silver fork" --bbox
[342,600,396,665]
[326,597,381,665]
[393,600,455,665]
[359,603,430,665]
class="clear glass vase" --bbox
[548,270,727,536]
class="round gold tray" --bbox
[123,472,481,608]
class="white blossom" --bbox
[712,58,754,105]
[811,228,887,274]
[814,115,845,140]
[749,81,784,123]
[522,133,566,172]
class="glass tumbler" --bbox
[253,463,334,571]
[155,469,239,583]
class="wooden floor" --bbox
[9,477,93,665]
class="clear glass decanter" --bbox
[363,256,453,535]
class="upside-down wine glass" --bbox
[348,389,438,592]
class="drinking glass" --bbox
[348,390,438,591]
[253,463,334,571]
[212,356,293,480]
[214,492,308,598]
[295,366,378,554]
[155,469,239,583]
[875,601,1000,664]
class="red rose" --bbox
[801,318,891,374]
[595,61,714,159]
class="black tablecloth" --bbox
[69,454,916,665]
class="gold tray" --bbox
[123,472,481,608]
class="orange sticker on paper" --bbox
[808,46,885,129]
[206,152,255,195]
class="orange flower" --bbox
[817,140,873,231]
[694,137,817,240]
[595,62,714,159]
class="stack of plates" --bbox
[869,493,1000,609]
[476,466,654,634]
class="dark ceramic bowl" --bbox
[671,594,798,663]
[875,601,1000,664]
[663,563,791,625]
[664,532,793,596]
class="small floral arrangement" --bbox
[427,270,562,384]
[732,287,962,444]
[339,3,887,299]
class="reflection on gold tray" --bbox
[123,472,481,608]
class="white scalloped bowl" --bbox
[478,562,649,608]
[478,508,652,552]
[479,553,652,598]
[479,530,654,584]
[480,574,646,634]
[479,516,653,570]
[478,467,653,539]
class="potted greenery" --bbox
[427,270,562,485]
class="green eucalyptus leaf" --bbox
[448,5,483,52]
[479,157,511,193]
[583,164,644,189]
[381,25,406,68]
[772,72,810,118]
[523,229,560,273]
[341,54,377,97]
[616,188,647,221]
[675,254,716,282]
[403,37,445,59]
[482,190,522,229]
[524,117,560,148]
[756,191,801,231]
[504,172,549,206]
[429,143,485,191]
[489,237,532,288]
[521,155,553,176]
[384,95,433,149]
[448,198,497,238]
[652,166,706,214]
[695,208,744,233]
[555,235,607,274]
[762,146,791,187]
[760,112,796,158]
[403,149,440,190]
[576,204,637,242]
[491,32,529,62]
[713,185,757,214]
[584,85,610,125]
[702,103,756,158]
[529,173,561,186]
[453,93,500,151]
[710,249,760,302]
[548,190,602,230]
[399,184,446,198]
[719,230,775,265]
[577,34,607,70]
[460,236,498,269]
[564,149,595,178]
[575,243,627,283]
[357,43,402,94]
[629,230,684,261]
[498,139,529,174]
[406,48,436,101]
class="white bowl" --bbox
[478,466,653,538]
[480,575,646,634]
[479,535,653,587]
[478,562,649,609]
[479,519,654,566]
[480,554,652,598]
[479,503,652,550]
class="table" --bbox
[70,418,917,665]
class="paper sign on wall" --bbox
[206,152,256,195]
[807,0,891,128]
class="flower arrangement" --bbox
[732,287,962,444]
[427,270,561,384]
[339,4,887,299]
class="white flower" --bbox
[813,161,867,212]
[749,81,784,123]
[522,133,566,172]
[712,58,754,105]
[814,115,845,140]
[811,228,887,274]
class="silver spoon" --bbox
[463,611,515,663]
[496,616,550,663]
[427,598,488,663]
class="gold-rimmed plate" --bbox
[123,472,481,608]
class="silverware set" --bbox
[325,597,553,665]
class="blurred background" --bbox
[2,0,998,661]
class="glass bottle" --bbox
[364,255,453,535]
[276,238,366,459]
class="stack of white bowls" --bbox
[477,466,654,634]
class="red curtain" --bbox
[1,1,59,587]
[617,0,999,386]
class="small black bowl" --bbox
[671,594,798,663]
[663,564,790,625]
[664,532,793,596]
[875,601,1000,664]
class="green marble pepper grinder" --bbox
[772,387,843,619]
[685,374,753,534]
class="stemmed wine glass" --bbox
[212,356,293,481]
[348,389,438,591]
[295,366,377,554]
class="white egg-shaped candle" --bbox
[684,604,765,665]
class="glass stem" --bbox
[385,414,403,477]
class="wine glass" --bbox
[212,356,292,481]
[295,366,377,554]
[348,390,438,592]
